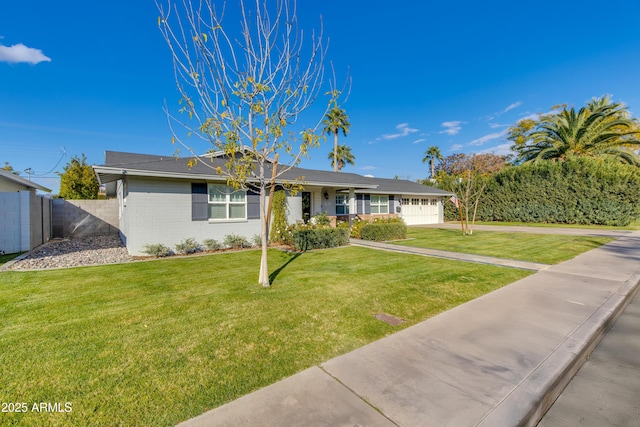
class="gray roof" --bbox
[94,151,452,196]
[357,176,453,196]
[0,169,52,192]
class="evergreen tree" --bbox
[58,154,99,199]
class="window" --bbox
[401,198,410,205]
[370,195,389,214]
[336,194,349,215]
[208,184,246,220]
[430,199,438,206]
[411,198,420,205]
[421,198,428,205]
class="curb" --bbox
[479,267,640,427]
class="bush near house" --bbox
[224,234,252,249]
[351,217,407,241]
[141,244,172,257]
[174,238,200,254]
[360,221,407,241]
[292,227,349,251]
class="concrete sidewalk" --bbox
[350,238,550,271]
[420,222,637,238]
[179,231,640,427]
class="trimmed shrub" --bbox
[251,234,263,247]
[350,218,366,238]
[202,239,222,251]
[141,243,171,257]
[311,212,331,226]
[174,238,200,254]
[224,234,251,249]
[438,157,640,226]
[292,227,349,251]
[269,190,289,243]
[476,157,640,226]
[360,221,407,241]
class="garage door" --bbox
[400,197,440,225]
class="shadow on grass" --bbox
[269,252,302,284]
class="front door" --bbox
[302,192,311,223]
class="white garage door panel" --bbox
[401,198,440,225]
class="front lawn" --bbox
[0,247,530,426]
[392,228,612,264]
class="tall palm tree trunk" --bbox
[333,131,338,172]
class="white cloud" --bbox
[413,138,426,144]
[361,165,377,171]
[503,101,522,113]
[477,143,514,156]
[468,129,508,146]
[0,43,51,64]
[439,121,463,135]
[364,174,375,178]
[519,113,541,122]
[489,123,509,129]
[382,123,419,140]
[450,144,463,151]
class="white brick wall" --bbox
[0,191,50,253]
[123,177,262,255]
[0,192,23,253]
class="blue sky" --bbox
[2,1,640,192]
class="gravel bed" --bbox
[5,235,134,270]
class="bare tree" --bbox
[158,0,338,287]
[441,153,506,235]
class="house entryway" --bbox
[302,192,311,223]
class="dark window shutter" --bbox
[192,183,208,221]
[247,189,260,219]
[364,194,371,215]
[388,195,394,213]
[356,194,363,214]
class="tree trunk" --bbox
[258,184,270,287]
[333,131,338,172]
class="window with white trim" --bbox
[370,195,389,214]
[335,194,349,215]
[208,184,246,220]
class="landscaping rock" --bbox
[6,235,133,270]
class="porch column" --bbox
[348,187,356,225]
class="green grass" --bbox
[0,253,22,266]
[449,220,640,230]
[0,247,530,426]
[393,228,612,264]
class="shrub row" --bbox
[292,227,350,251]
[442,157,640,226]
[360,222,407,241]
[141,234,258,257]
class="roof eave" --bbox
[92,166,379,189]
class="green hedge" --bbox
[360,222,407,241]
[474,157,640,226]
[292,228,350,251]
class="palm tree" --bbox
[517,96,640,165]
[328,144,355,172]
[323,106,351,172]
[422,146,443,178]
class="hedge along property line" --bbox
[443,157,640,226]
[360,222,407,242]
[293,228,350,251]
